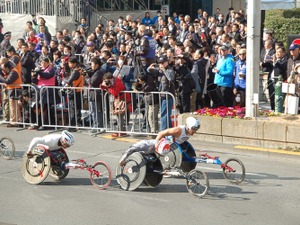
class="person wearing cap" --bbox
[213,43,235,107]
[148,54,175,130]
[287,43,300,78]
[174,53,195,113]
[0,31,12,57]
[82,41,98,70]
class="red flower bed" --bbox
[195,106,246,118]
[194,106,280,118]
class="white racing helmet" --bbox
[155,138,171,156]
[186,117,200,131]
[61,130,75,147]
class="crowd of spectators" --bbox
[0,6,299,134]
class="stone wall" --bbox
[178,114,300,149]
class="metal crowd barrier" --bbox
[0,83,39,128]
[36,86,177,136]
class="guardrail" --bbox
[0,83,39,128]
[38,86,177,135]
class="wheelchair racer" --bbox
[155,116,201,172]
[26,130,75,156]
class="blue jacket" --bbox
[141,17,152,26]
[234,59,246,90]
[214,54,234,88]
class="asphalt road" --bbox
[0,127,300,225]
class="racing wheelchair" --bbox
[159,140,246,184]
[21,144,112,189]
[116,140,210,198]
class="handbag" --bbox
[113,98,126,115]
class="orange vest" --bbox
[72,68,84,92]
[12,55,22,77]
[5,68,22,90]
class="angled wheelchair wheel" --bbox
[116,152,146,191]
[0,137,15,160]
[180,144,197,172]
[144,157,163,187]
[21,150,51,185]
[223,158,246,184]
[159,143,182,170]
[186,169,209,198]
[90,161,112,190]
[48,150,69,181]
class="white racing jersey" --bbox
[174,125,190,144]
[27,134,62,153]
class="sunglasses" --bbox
[191,125,200,131]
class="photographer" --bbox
[100,72,131,138]
[135,73,159,137]
[31,57,56,130]
[148,55,175,130]
[100,50,117,74]
[174,53,195,113]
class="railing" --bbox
[0,84,178,135]
[0,83,39,128]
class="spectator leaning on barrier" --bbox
[100,72,131,138]
[213,43,235,107]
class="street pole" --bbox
[245,0,261,117]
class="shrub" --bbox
[265,9,300,46]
